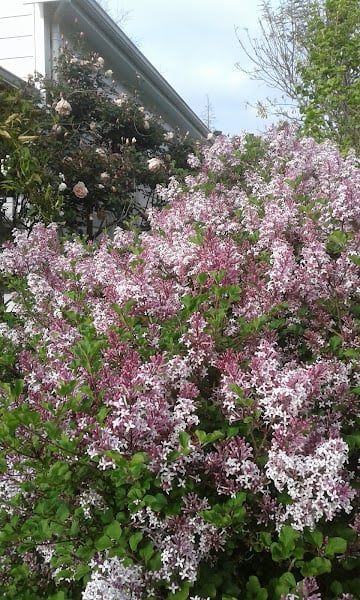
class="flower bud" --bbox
[55,98,72,116]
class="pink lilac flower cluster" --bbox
[282,576,321,599]
[131,494,224,587]
[83,556,144,600]
[1,125,360,596]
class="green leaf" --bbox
[130,452,146,466]
[181,294,198,311]
[179,431,190,450]
[195,429,224,445]
[245,575,268,600]
[139,541,155,563]
[278,572,296,589]
[350,254,360,267]
[344,433,360,451]
[324,537,347,557]
[55,503,70,523]
[76,544,95,561]
[74,563,91,581]
[147,550,162,572]
[304,528,323,549]
[330,581,343,596]
[301,556,332,577]
[70,519,80,536]
[167,582,190,599]
[329,335,341,351]
[198,581,217,597]
[95,535,112,551]
[54,568,73,581]
[143,493,168,511]
[279,525,299,551]
[105,520,122,541]
[270,542,284,562]
[49,592,66,600]
[259,531,272,548]
[57,380,77,397]
[328,230,348,246]
[129,531,143,551]
[48,461,71,481]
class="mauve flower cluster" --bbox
[0,126,360,597]
[83,556,144,600]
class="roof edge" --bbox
[0,66,27,89]
[51,0,209,138]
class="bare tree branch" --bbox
[235,0,321,120]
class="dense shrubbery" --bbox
[0,35,196,237]
[0,126,360,599]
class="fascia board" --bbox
[0,66,27,89]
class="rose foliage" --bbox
[0,36,195,238]
[0,126,360,599]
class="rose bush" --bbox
[0,126,359,599]
[0,35,198,238]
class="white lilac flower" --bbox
[187,154,201,169]
[83,557,144,600]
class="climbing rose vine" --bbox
[0,125,360,599]
[0,35,196,238]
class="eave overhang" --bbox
[0,66,27,89]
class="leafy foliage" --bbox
[298,0,360,152]
[0,35,198,238]
[0,82,60,230]
[236,0,360,154]
[0,127,360,598]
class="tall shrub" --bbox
[0,36,196,238]
[0,126,359,599]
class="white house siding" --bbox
[0,0,46,80]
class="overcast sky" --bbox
[104,0,279,135]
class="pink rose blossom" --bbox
[147,157,162,172]
[72,181,89,198]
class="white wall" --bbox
[0,0,46,80]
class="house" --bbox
[0,0,208,138]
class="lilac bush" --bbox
[0,125,359,598]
